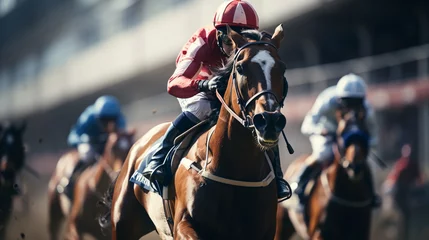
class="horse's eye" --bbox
[236,64,243,75]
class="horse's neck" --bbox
[207,105,268,180]
[332,161,372,200]
[92,161,113,190]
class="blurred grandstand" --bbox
[0,0,428,239]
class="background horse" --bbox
[378,144,425,240]
[276,106,374,239]
[47,130,134,240]
[65,130,135,240]
[100,24,290,240]
[0,122,26,239]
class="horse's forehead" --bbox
[248,49,277,88]
[250,49,275,65]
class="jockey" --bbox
[382,144,423,195]
[295,73,380,206]
[65,95,126,193]
[142,0,290,200]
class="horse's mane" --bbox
[211,29,265,80]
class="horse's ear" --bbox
[226,25,246,48]
[270,24,284,49]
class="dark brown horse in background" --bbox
[0,122,26,239]
[276,106,374,239]
[48,130,135,240]
[100,24,291,239]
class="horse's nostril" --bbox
[275,114,287,132]
[253,112,286,133]
[253,113,267,131]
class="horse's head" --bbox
[104,129,135,171]
[335,101,370,180]
[0,121,26,173]
[220,24,288,149]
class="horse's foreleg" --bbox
[275,206,295,240]
[65,180,88,240]
[48,191,66,240]
[64,221,81,240]
[0,201,12,240]
[111,167,155,239]
[174,212,199,240]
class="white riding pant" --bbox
[177,92,218,121]
[309,134,335,164]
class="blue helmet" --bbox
[93,95,121,118]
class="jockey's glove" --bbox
[198,76,227,93]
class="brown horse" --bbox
[47,130,134,240]
[65,130,135,240]
[276,107,374,240]
[100,24,290,240]
[379,144,424,240]
[0,122,26,239]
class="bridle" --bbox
[214,41,294,153]
[216,41,288,128]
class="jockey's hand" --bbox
[320,128,330,136]
[198,76,226,93]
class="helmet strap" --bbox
[217,35,230,57]
[215,26,246,57]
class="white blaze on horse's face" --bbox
[251,50,277,110]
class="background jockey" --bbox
[382,143,424,195]
[64,95,127,195]
[142,0,291,201]
[295,73,381,207]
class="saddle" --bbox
[61,159,97,200]
[130,116,216,196]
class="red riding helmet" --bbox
[213,0,259,30]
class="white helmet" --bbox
[336,73,367,98]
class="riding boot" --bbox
[294,161,322,204]
[272,147,291,202]
[142,112,197,183]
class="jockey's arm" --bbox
[301,93,330,136]
[67,127,80,147]
[67,107,92,147]
[167,36,208,99]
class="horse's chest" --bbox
[189,184,276,239]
